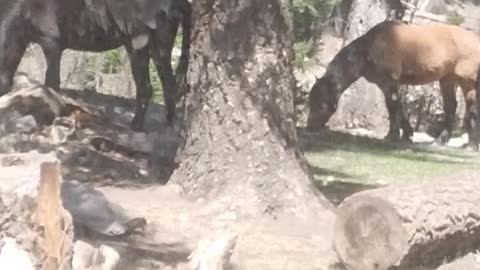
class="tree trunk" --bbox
[169,0,332,219]
[334,175,480,270]
[327,0,395,136]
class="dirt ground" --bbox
[3,82,480,269]
[65,88,339,270]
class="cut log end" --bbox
[334,195,408,270]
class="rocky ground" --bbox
[0,74,339,270]
[2,74,480,269]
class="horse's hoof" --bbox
[130,122,144,132]
[432,137,447,147]
[431,141,446,149]
[305,125,323,133]
[401,136,413,144]
[385,133,400,142]
[465,143,479,152]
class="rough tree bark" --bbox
[327,0,399,135]
[333,175,480,270]
[169,0,332,219]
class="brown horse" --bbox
[307,20,480,150]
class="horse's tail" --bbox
[473,64,480,144]
[476,65,480,99]
[475,65,480,113]
[174,1,191,101]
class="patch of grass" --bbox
[302,130,480,204]
[102,49,123,74]
[303,130,480,186]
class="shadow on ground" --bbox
[299,128,480,165]
[300,128,480,205]
[309,164,378,206]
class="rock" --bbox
[72,241,95,270]
[188,229,238,270]
[117,132,154,153]
[72,241,121,270]
[95,245,121,270]
[0,237,35,270]
[61,180,147,237]
[2,112,38,134]
[50,117,77,145]
[6,115,38,134]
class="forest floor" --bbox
[85,90,480,269]
[3,83,480,269]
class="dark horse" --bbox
[307,20,480,151]
[0,0,191,131]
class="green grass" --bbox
[301,130,480,204]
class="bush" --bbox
[149,61,164,104]
[291,0,338,68]
[294,40,314,70]
[102,49,123,74]
[446,10,465,25]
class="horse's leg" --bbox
[473,66,480,151]
[175,2,192,102]
[463,89,478,151]
[456,79,479,151]
[383,84,402,141]
[0,33,29,95]
[151,16,179,126]
[434,79,457,145]
[398,100,413,142]
[126,46,153,131]
[40,40,62,90]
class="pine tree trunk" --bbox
[169,0,332,219]
[327,0,393,136]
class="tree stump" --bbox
[0,152,74,270]
[333,177,480,270]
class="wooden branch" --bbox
[0,154,74,270]
[333,176,480,270]
[34,162,74,270]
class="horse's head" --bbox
[306,76,338,130]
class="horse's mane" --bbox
[323,31,369,88]
[323,20,405,87]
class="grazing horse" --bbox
[0,0,191,131]
[307,20,480,150]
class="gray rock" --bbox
[61,180,146,237]
[5,115,38,134]
[72,241,121,270]
[50,117,76,145]
[0,237,35,270]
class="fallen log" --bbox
[0,152,74,270]
[333,174,480,270]
[435,253,480,270]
